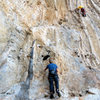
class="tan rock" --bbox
[0,0,100,100]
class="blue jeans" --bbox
[48,75,59,94]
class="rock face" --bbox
[0,0,100,100]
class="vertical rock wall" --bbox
[0,0,100,100]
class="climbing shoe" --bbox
[57,92,61,97]
[50,94,54,99]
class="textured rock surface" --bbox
[0,0,100,100]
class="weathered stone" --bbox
[0,0,100,100]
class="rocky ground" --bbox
[0,0,100,100]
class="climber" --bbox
[77,6,86,17]
[44,58,61,99]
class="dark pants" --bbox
[48,75,59,94]
[82,13,86,17]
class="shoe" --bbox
[50,94,54,99]
[57,92,61,97]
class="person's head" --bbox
[49,58,53,63]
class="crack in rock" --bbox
[15,40,35,100]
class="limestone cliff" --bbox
[0,0,100,100]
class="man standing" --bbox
[44,59,61,99]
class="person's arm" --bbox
[56,68,59,73]
[57,68,61,75]
[44,66,48,71]
[56,64,59,73]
